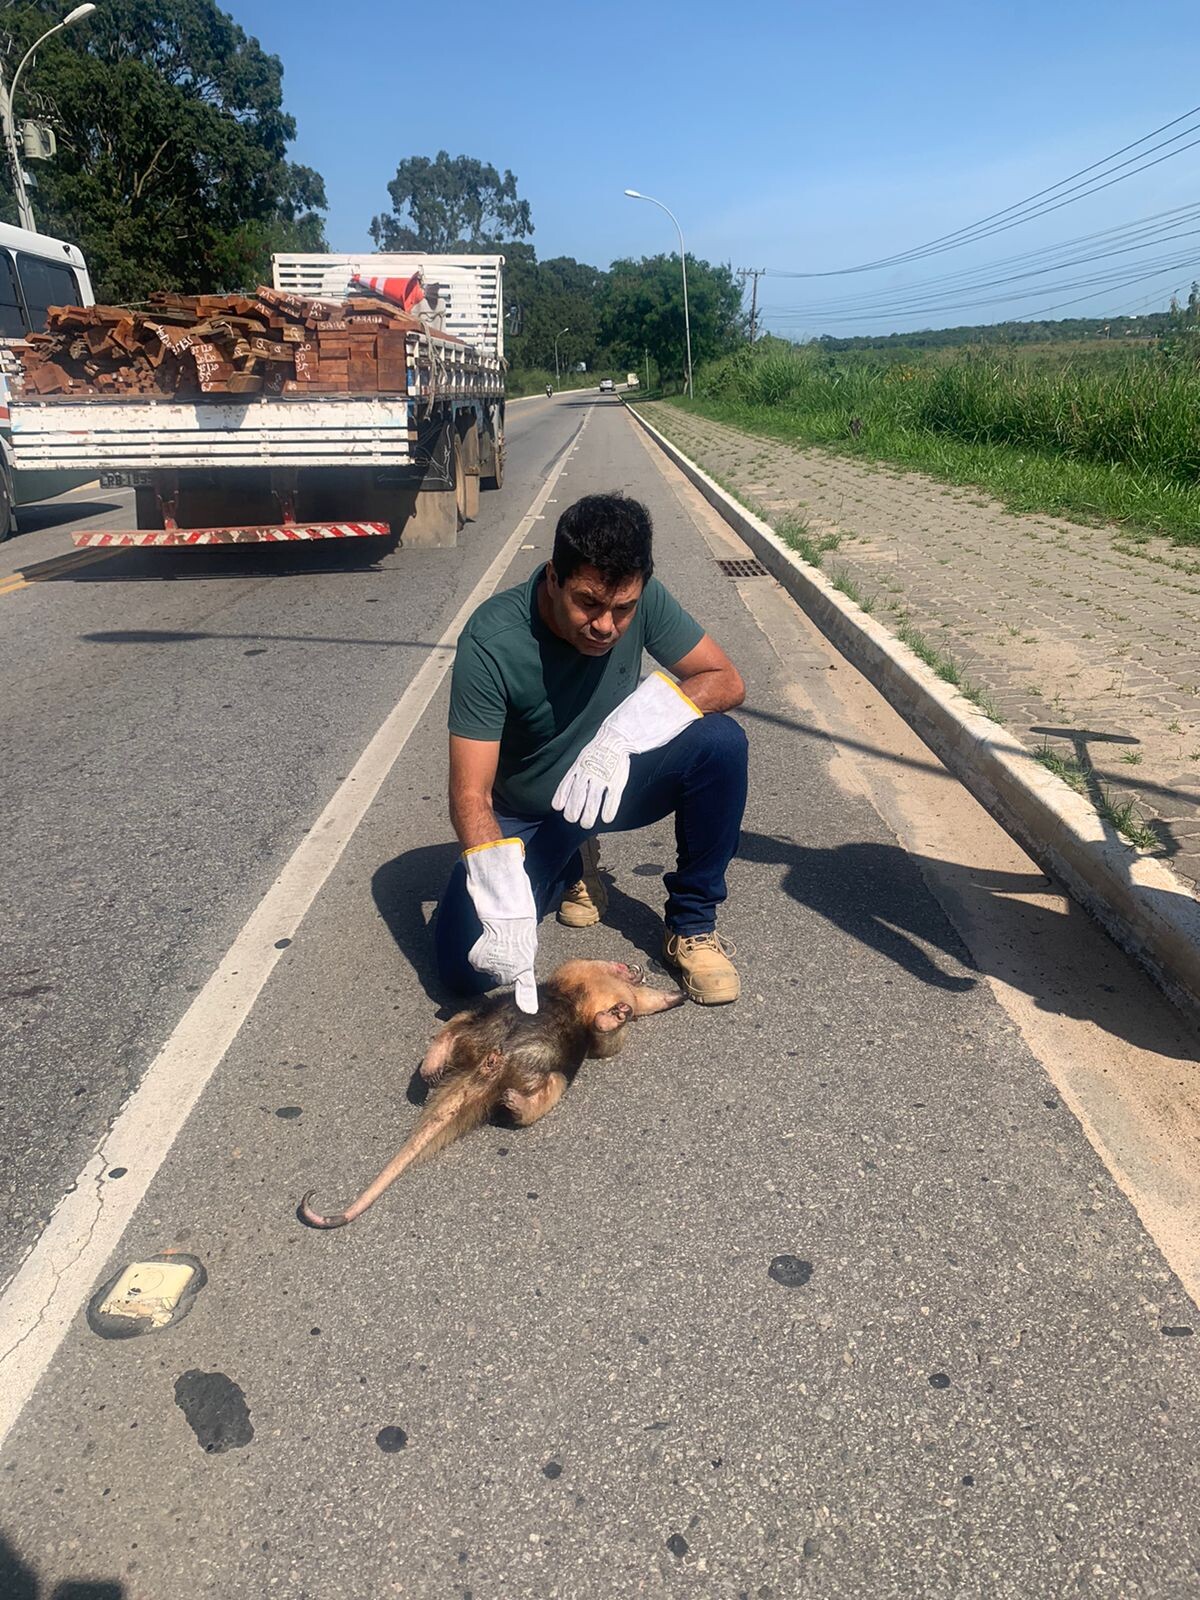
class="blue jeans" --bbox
[434,713,749,995]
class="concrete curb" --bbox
[627,402,1200,1025]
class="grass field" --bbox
[679,342,1200,546]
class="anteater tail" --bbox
[299,1070,499,1229]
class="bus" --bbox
[0,220,96,536]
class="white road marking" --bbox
[0,408,591,1449]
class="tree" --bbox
[600,254,744,386]
[0,0,326,301]
[503,251,617,372]
[370,152,532,252]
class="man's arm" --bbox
[449,735,505,850]
[669,634,745,714]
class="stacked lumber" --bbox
[14,286,462,400]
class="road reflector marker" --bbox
[86,1254,207,1340]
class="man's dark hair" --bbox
[551,493,654,586]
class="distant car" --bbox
[598,378,615,393]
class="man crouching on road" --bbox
[434,491,748,1011]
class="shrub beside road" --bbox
[684,343,1200,546]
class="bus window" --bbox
[0,253,25,339]
[16,252,81,333]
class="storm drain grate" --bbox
[716,557,770,578]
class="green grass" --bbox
[829,565,876,613]
[1033,745,1160,849]
[893,618,1000,720]
[673,344,1200,546]
[774,511,841,568]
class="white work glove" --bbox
[552,671,701,830]
[463,839,539,1013]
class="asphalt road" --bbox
[0,396,574,1285]
[1,393,1198,1598]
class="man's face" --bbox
[545,561,645,656]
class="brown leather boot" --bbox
[662,929,740,1005]
[557,838,608,928]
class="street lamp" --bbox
[625,187,693,398]
[1,4,97,232]
[553,325,569,386]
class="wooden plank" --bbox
[293,343,320,382]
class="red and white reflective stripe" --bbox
[71,521,390,548]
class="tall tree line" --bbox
[0,0,325,300]
[0,11,745,379]
[371,150,745,379]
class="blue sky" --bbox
[235,0,1200,338]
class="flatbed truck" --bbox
[8,253,506,549]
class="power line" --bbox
[765,102,1200,279]
[1014,259,1199,322]
[761,203,1200,321]
[762,245,1200,327]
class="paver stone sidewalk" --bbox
[642,402,1200,893]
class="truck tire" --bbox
[0,465,14,541]
[453,433,467,530]
[461,425,481,522]
[481,401,504,491]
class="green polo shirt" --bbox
[449,566,704,816]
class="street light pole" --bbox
[624,188,693,398]
[553,325,569,386]
[0,4,97,233]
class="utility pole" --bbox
[0,5,98,233]
[737,268,764,343]
[0,69,35,230]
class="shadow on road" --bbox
[0,1530,124,1598]
[81,627,452,652]
[371,841,461,1011]
[372,824,1195,1056]
[14,500,125,534]
[738,830,978,995]
[739,829,1196,1060]
[55,537,400,582]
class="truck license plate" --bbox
[99,471,154,489]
